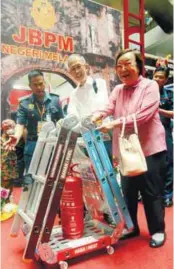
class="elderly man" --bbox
[67,54,114,224]
[67,54,112,157]
[67,54,110,119]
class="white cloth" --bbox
[67,76,109,119]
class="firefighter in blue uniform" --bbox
[4,70,64,185]
[153,65,173,207]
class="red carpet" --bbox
[1,188,173,269]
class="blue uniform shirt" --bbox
[17,92,64,138]
[160,87,173,130]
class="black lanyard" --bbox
[93,80,98,94]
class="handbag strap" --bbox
[120,117,126,137]
[132,114,138,134]
[120,114,138,137]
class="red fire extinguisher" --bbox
[60,164,84,239]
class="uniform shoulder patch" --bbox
[19,94,32,102]
[50,93,60,98]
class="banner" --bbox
[1,0,121,116]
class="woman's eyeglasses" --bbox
[115,62,136,71]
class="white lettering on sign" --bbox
[88,243,98,250]
[74,243,98,254]
[50,144,63,178]
[75,247,85,254]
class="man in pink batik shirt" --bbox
[92,49,167,248]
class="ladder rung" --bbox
[128,13,141,21]
[18,209,33,226]
[33,175,46,183]
[128,39,141,46]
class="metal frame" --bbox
[123,0,145,73]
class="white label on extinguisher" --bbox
[66,236,97,248]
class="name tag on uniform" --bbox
[37,121,46,133]
[46,113,51,122]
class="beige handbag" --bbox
[119,114,147,177]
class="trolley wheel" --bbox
[38,243,57,264]
[106,246,114,255]
[59,261,68,269]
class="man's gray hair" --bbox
[66,54,86,70]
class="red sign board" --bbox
[8,89,31,111]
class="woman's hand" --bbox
[96,119,121,133]
[91,113,103,123]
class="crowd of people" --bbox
[1,50,173,248]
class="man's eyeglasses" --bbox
[115,62,137,71]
